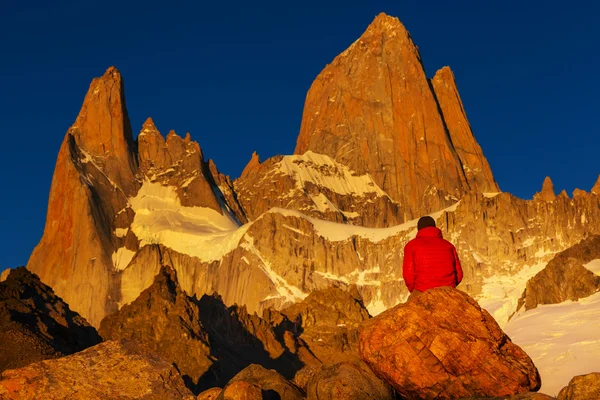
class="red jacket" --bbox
[402,226,463,293]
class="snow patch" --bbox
[477,261,547,326]
[115,228,129,238]
[274,151,387,197]
[129,181,248,262]
[112,247,136,271]
[584,259,600,275]
[505,292,600,396]
[482,192,501,198]
[267,202,459,243]
[240,235,307,304]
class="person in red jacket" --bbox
[402,216,463,301]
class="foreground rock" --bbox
[359,287,540,399]
[0,267,101,373]
[306,361,394,400]
[224,364,304,400]
[0,340,195,399]
[557,373,600,400]
[197,387,223,399]
[218,381,263,400]
[281,286,370,364]
[99,266,213,394]
[517,235,600,312]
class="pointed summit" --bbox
[592,175,600,195]
[70,66,137,189]
[294,13,496,220]
[240,151,261,179]
[431,66,499,193]
[368,12,409,33]
[535,177,556,201]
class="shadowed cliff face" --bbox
[0,267,101,373]
[295,13,498,220]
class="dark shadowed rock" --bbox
[0,340,195,399]
[196,293,317,387]
[359,287,540,399]
[516,235,600,312]
[306,361,395,400]
[0,267,101,373]
[226,364,304,400]
[557,373,600,400]
[281,286,371,364]
[99,266,213,394]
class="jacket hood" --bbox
[416,226,443,238]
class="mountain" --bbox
[25,11,600,348]
[294,13,498,220]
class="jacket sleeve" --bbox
[402,242,415,292]
[453,246,463,285]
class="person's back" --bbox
[403,216,463,295]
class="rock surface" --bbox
[534,177,557,202]
[516,235,600,312]
[99,266,213,394]
[217,381,263,400]
[197,387,223,400]
[430,66,498,194]
[27,67,141,327]
[557,372,600,400]
[233,151,403,228]
[225,364,304,400]
[359,287,540,399]
[294,13,498,220]
[306,361,394,400]
[0,267,101,373]
[0,340,195,399]
[281,286,371,363]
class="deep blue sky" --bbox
[1,0,599,271]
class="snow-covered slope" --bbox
[129,181,248,262]
[505,291,600,396]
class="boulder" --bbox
[197,387,223,399]
[0,267,101,373]
[217,381,264,400]
[0,340,195,399]
[557,373,600,400]
[359,287,540,399]
[226,364,304,400]
[306,361,394,400]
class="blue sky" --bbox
[1,0,598,271]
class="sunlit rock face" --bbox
[294,13,498,221]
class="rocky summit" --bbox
[359,287,540,399]
[295,13,498,220]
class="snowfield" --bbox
[129,181,248,263]
[505,291,600,396]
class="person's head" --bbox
[417,216,436,231]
